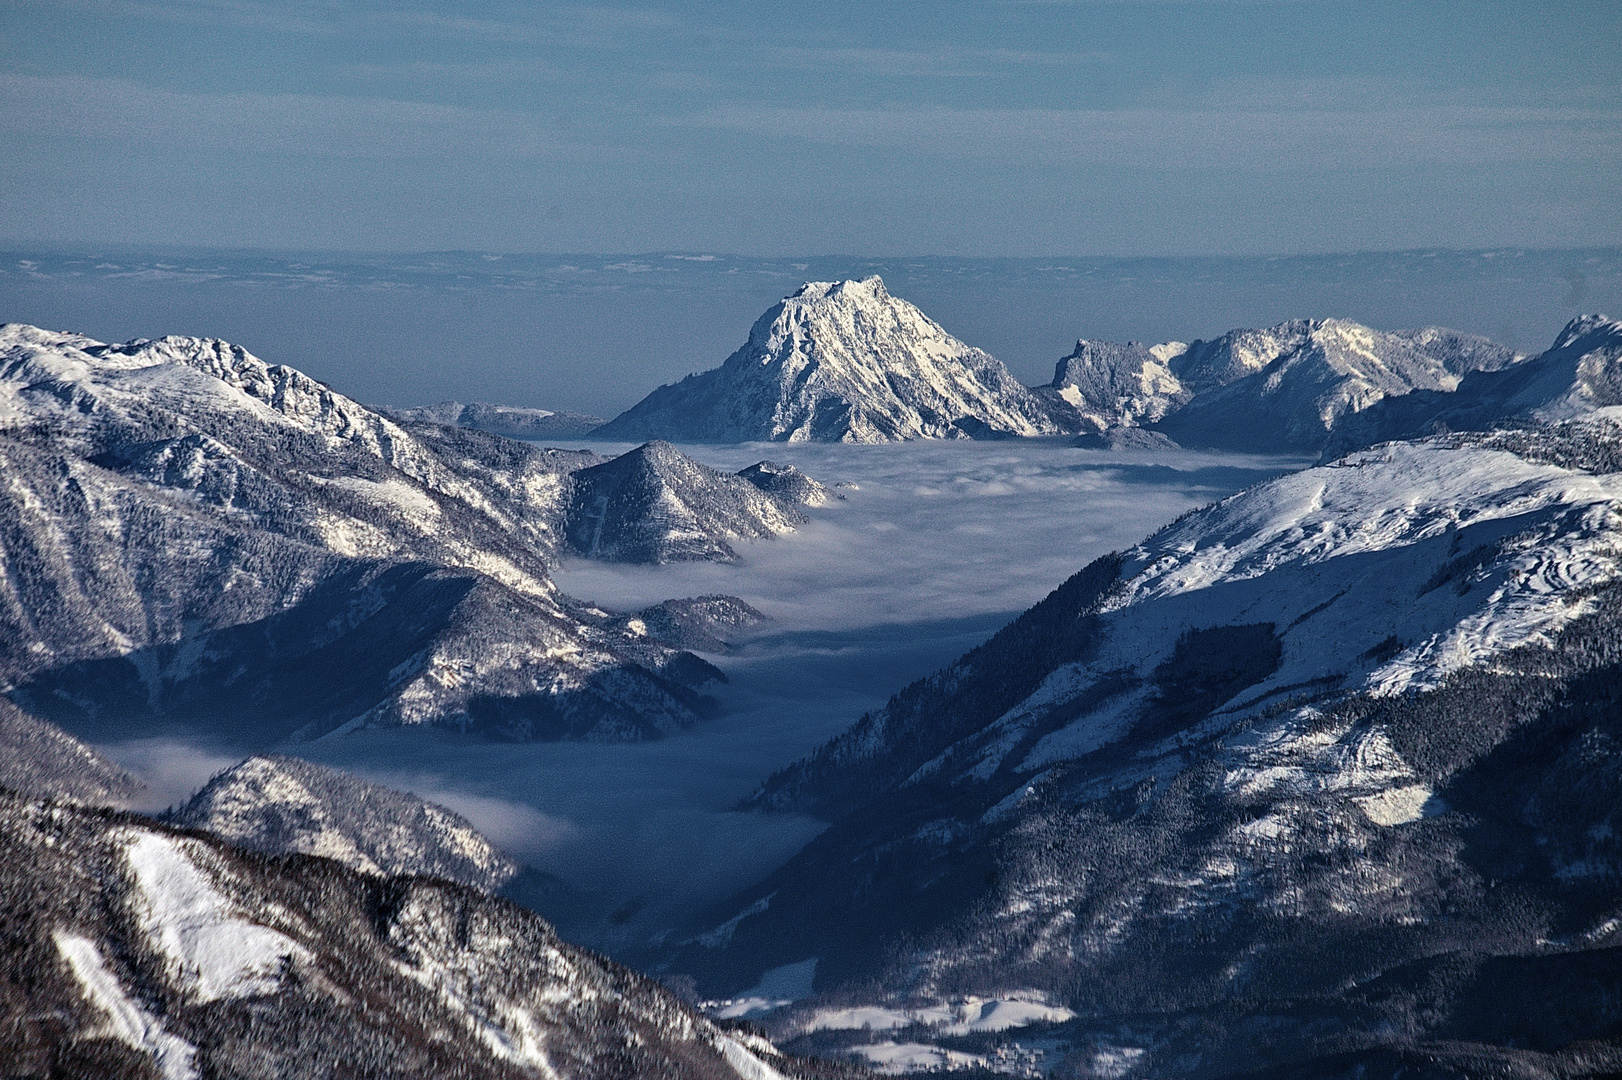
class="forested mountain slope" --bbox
[661,414,1622,1078]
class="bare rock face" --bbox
[594,277,1062,443]
[0,324,799,743]
[0,788,854,1080]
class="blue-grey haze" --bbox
[3,247,1619,418]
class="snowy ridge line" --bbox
[0,322,832,743]
[8,788,838,1079]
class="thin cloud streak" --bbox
[0,74,619,161]
[680,101,1622,170]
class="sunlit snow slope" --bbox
[595,277,1062,443]
[0,324,813,743]
[666,386,1622,1078]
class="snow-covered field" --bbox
[103,438,1296,944]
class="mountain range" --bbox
[0,323,814,744]
[644,317,1622,1077]
[593,279,1527,454]
[388,400,606,440]
[7,293,1622,1076]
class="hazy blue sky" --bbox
[3,1,1619,256]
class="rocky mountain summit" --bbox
[595,277,1062,443]
[660,403,1622,1076]
[388,400,605,440]
[1325,315,1622,457]
[1043,318,1521,452]
[0,324,819,744]
[0,783,859,1079]
[591,277,1531,453]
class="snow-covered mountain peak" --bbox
[744,276,965,383]
[1520,313,1622,422]
[565,441,810,561]
[1104,433,1622,698]
[595,279,1060,442]
[1154,317,1522,451]
[785,274,889,304]
[0,324,418,475]
[93,333,263,378]
[1550,312,1622,353]
[1322,314,1622,455]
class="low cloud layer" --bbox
[87,442,1298,946]
[298,441,1293,942]
[555,439,1295,632]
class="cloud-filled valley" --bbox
[262,438,1297,939]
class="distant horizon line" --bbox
[4,243,1622,262]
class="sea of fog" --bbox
[100,438,1301,952]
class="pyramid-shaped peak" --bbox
[573,440,694,482]
[594,277,1059,443]
[624,439,686,466]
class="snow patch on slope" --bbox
[123,830,306,1002]
[53,929,199,1080]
